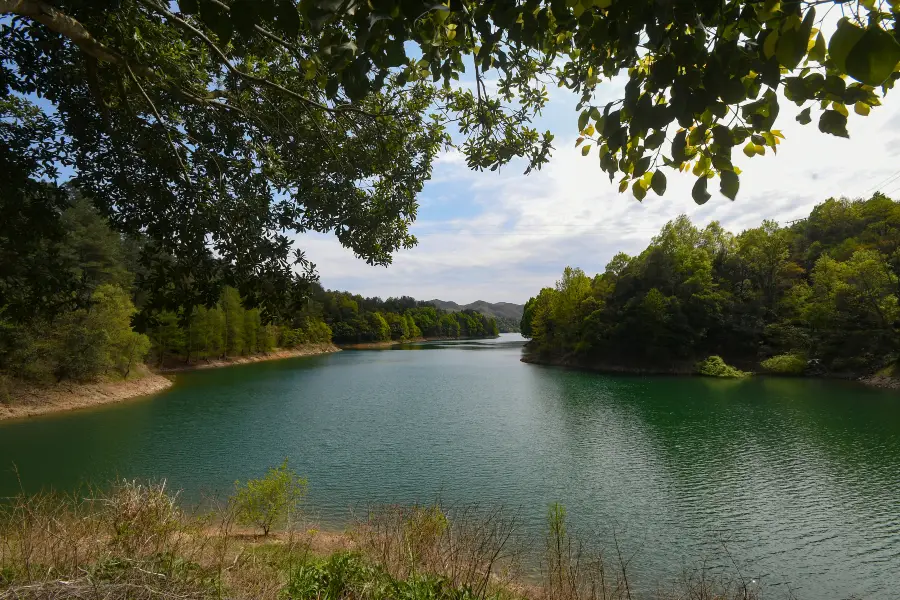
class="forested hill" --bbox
[430,300,525,333]
[521,194,900,378]
[307,288,500,344]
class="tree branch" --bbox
[140,0,379,119]
[1,0,373,121]
[1,0,127,63]
[124,61,191,186]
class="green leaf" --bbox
[809,32,826,63]
[645,130,665,150]
[720,78,746,104]
[763,30,779,59]
[671,130,687,163]
[855,102,871,116]
[720,170,739,200]
[818,109,849,138]
[581,144,592,156]
[383,40,407,67]
[688,126,707,146]
[632,180,647,201]
[275,0,301,38]
[633,156,652,177]
[828,18,866,74]
[692,176,711,205]
[578,110,590,132]
[846,27,900,86]
[776,9,814,70]
[650,170,667,196]
[231,0,261,37]
[796,106,812,124]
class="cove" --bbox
[1,334,898,599]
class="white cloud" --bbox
[300,94,900,305]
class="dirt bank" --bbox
[0,345,342,422]
[156,343,341,372]
[859,373,900,390]
[0,367,174,422]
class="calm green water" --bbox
[1,334,899,598]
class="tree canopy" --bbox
[3,0,899,316]
[521,193,900,377]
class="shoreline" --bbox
[339,335,499,350]
[0,367,174,422]
[521,352,900,390]
[0,344,341,422]
[156,343,340,372]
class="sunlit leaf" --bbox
[632,180,647,201]
[846,27,900,86]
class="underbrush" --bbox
[0,480,772,600]
[760,353,807,375]
[695,356,750,378]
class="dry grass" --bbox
[0,483,785,600]
[350,503,522,595]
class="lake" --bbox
[1,334,898,598]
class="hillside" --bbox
[429,300,524,332]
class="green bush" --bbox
[760,352,807,375]
[1,284,150,383]
[695,356,749,378]
[232,460,307,536]
[284,552,480,600]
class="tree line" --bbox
[306,288,500,344]
[521,194,900,377]
[0,195,335,381]
[0,195,497,384]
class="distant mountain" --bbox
[428,299,525,332]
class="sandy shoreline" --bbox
[0,344,341,422]
[0,368,174,422]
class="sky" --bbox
[298,77,900,305]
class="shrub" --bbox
[233,460,307,536]
[760,352,807,375]
[106,480,183,557]
[695,356,749,378]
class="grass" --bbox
[0,480,777,600]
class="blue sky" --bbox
[299,77,900,305]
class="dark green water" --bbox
[1,335,899,598]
